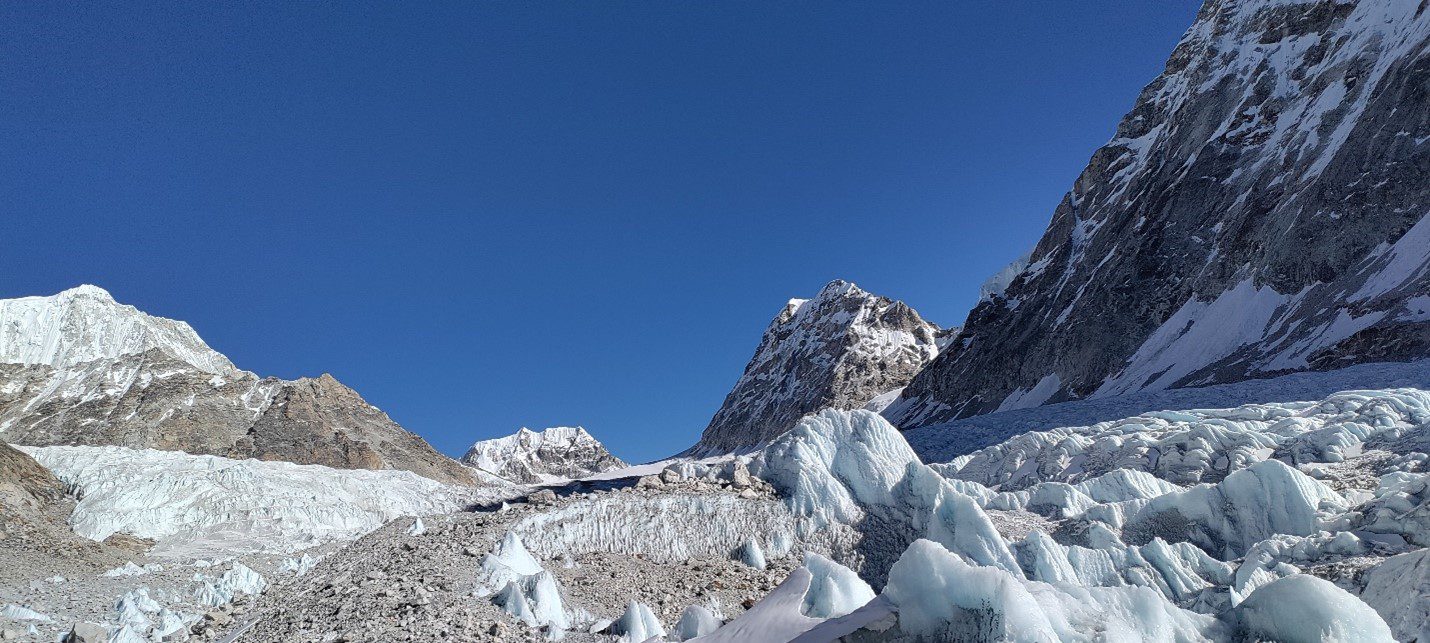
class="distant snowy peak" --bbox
[461,426,627,484]
[889,0,1430,428]
[690,280,950,455]
[0,285,237,375]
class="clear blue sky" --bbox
[2,1,1202,463]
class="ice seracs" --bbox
[21,444,496,555]
[1234,574,1394,643]
[461,426,626,484]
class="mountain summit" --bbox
[690,280,949,455]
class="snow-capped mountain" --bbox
[0,285,236,375]
[690,280,949,455]
[0,286,473,486]
[887,0,1430,429]
[460,426,627,484]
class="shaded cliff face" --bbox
[0,287,473,486]
[887,0,1430,428]
[691,280,949,455]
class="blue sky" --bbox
[2,1,1202,463]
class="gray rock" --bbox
[528,489,558,506]
[63,623,108,643]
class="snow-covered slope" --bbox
[0,285,235,374]
[20,445,506,556]
[460,426,627,484]
[691,280,948,455]
[888,0,1430,429]
[0,287,474,485]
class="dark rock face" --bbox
[691,280,949,455]
[0,288,473,486]
[887,0,1430,428]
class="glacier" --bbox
[730,396,1423,641]
[20,444,502,555]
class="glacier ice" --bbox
[494,571,568,632]
[0,604,51,622]
[799,553,874,620]
[1360,548,1430,642]
[610,601,665,642]
[1232,574,1394,642]
[478,532,574,638]
[881,539,1226,642]
[739,538,766,570]
[672,605,721,641]
[22,444,482,554]
[736,392,1430,641]
[1121,459,1347,558]
[753,409,1020,582]
[477,532,545,595]
[510,493,815,566]
[279,554,319,576]
[690,568,820,643]
[194,562,267,607]
[692,554,872,641]
[934,388,1430,489]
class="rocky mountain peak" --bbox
[688,280,949,455]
